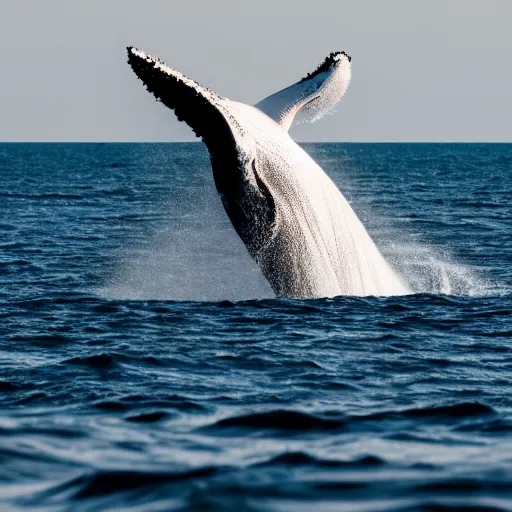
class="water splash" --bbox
[100,202,495,301]
[100,144,505,302]
[100,179,273,302]
[386,244,494,297]
[101,226,273,302]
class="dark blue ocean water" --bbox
[0,142,511,511]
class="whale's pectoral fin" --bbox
[127,47,275,254]
[127,47,244,157]
[254,52,352,132]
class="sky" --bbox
[0,0,511,142]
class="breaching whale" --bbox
[126,47,409,298]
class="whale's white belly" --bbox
[234,102,409,297]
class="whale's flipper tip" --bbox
[255,51,352,131]
[126,46,141,61]
[126,46,240,157]
[300,51,351,83]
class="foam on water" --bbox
[101,226,495,302]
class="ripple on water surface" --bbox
[0,143,511,511]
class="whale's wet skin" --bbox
[127,47,409,298]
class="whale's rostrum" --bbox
[126,47,409,298]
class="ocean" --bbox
[0,142,511,511]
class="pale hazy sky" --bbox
[1,0,511,142]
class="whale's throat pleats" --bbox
[214,155,277,257]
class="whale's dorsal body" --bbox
[127,47,409,298]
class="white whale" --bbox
[127,47,409,298]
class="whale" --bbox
[126,47,409,298]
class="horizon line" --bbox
[1,140,512,144]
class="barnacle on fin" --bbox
[300,51,351,83]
